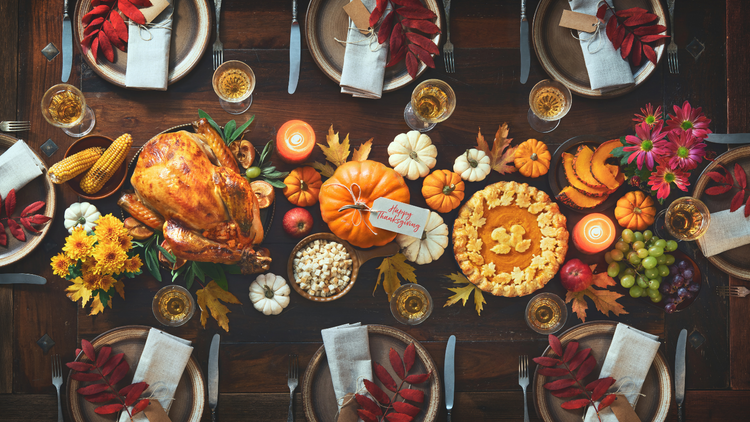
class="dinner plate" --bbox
[692,145,750,280]
[73,0,211,88]
[532,0,666,98]
[66,325,204,422]
[302,325,441,422]
[533,321,671,422]
[305,0,442,93]
[0,135,56,267]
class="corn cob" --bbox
[80,133,133,194]
[48,146,105,184]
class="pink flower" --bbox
[665,130,707,170]
[633,103,663,127]
[648,164,690,200]
[624,122,669,170]
[666,100,712,139]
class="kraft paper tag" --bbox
[141,0,171,24]
[142,400,172,422]
[343,0,372,34]
[336,393,359,422]
[559,9,600,33]
[370,198,430,238]
[609,394,642,422]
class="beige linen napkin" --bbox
[118,328,193,422]
[339,0,389,99]
[125,0,174,90]
[584,323,660,422]
[321,323,373,418]
[697,207,750,257]
[0,140,45,198]
[569,0,635,92]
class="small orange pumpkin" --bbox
[283,166,322,207]
[614,190,656,230]
[514,139,551,178]
[422,170,465,213]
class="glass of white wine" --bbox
[152,285,196,327]
[527,79,572,133]
[390,283,433,325]
[659,197,711,241]
[40,84,96,138]
[212,60,256,115]
[404,79,456,132]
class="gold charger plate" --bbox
[534,321,671,422]
[67,325,204,422]
[73,0,211,88]
[532,0,666,98]
[0,135,56,267]
[305,0,442,93]
[302,325,441,422]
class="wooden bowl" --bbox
[63,135,128,200]
[287,232,399,302]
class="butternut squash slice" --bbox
[573,146,606,188]
[557,186,608,210]
[562,152,610,197]
[591,140,623,190]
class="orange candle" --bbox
[572,213,616,254]
[276,120,315,164]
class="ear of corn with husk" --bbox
[80,133,133,194]
[48,146,105,184]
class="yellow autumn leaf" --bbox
[318,125,350,167]
[443,273,485,316]
[114,280,125,300]
[65,277,92,308]
[89,295,105,316]
[566,283,628,323]
[352,138,373,161]
[308,161,335,178]
[475,124,518,175]
[196,280,242,332]
[374,253,417,301]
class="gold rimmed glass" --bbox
[212,60,256,115]
[390,283,433,325]
[152,285,196,327]
[525,292,567,335]
[404,79,456,132]
[658,197,711,241]
[41,84,96,138]
[527,79,572,133]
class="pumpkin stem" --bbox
[442,184,456,195]
[263,284,275,299]
[530,152,538,161]
[466,150,478,168]
[77,216,87,225]
[409,150,419,160]
[634,206,642,214]
[338,203,367,212]
[300,180,308,191]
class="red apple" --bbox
[283,207,313,238]
[560,259,593,292]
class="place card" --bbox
[559,9,600,33]
[142,400,172,422]
[608,394,642,422]
[141,0,171,25]
[343,0,372,34]
[370,198,430,238]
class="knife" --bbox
[0,274,47,285]
[675,329,687,422]
[62,0,72,83]
[288,0,301,94]
[444,335,456,422]
[706,133,750,144]
[519,0,530,84]
[208,334,220,422]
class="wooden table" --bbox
[2,0,750,420]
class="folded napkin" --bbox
[584,323,660,422]
[0,140,45,198]
[697,207,750,257]
[125,0,174,90]
[118,328,193,422]
[321,323,372,418]
[339,0,389,99]
[569,0,635,92]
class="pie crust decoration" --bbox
[453,181,569,297]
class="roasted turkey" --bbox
[118,119,271,274]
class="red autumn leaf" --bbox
[109,10,129,43]
[5,189,16,216]
[132,399,150,416]
[392,401,421,417]
[616,7,647,18]
[355,394,383,416]
[575,355,598,380]
[81,33,97,54]
[94,403,124,415]
[592,377,616,401]
[396,6,437,20]
[408,44,435,68]
[369,4,385,28]
[640,34,670,43]
[386,44,407,68]
[0,223,5,246]
[596,4,607,20]
[730,190,745,212]
[373,362,397,392]
[405,51,419,78]
[95,346,112,368]
[92,36,100,63]
[29,214,52,225]
[98,31,115,62]
[399,388,424,403]
[101,352,125,376]
[125,381,149,406]
[385,413,414,422]
[621,33,635,59]
[84,18,105,36]
[103,20,126,52]
[82,340,97,363]
[605,15,617,41]
[532,357,560,367]
[403,372,431,384]
[405,32,439,55]
[83,392,117,403]
[119,0,146,25]
[66,361,94,372]
[734,163,747,189]
[401,19,441,35]
[93,0,117,5]
[568,348,591,372]
[119,383,135,397]
[643,44,657,64]
[0,191,3,215]
[364,379,391,405]
[357,409,379,422]
[745,195,750,217]
[83,5,111,25]
[630,39,642,66]
[390,23,404,57]
[548,334,563,356]
[378,11,395,44]
[598,394,617,411]
[538,367,569,377]
[71,372,104,382]
[551,387,584,398]
[127,0,153,7]
[389,348,405,379]
[77,383,110,396]
[108,360,130,386]
[19,218,39,234]
[391,0,422,6]
[705,185,733,195]
[707,169,731,184]
[634,24,667,35]
[560,398,591,410]
[624,12,658,27]
[543,378,576,391]
[563,341,578,363]
[8,219,24,241]
[21,201,45,217]
[403,343,416,373]
[613,25,627,50]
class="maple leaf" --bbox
[196,280,242,332]
[589,264,617,288]
[565,277,628,322]
[66,277,92,308]
[89,295,105,316]
[352,138,373,161]
[318,125,350,167]
[443,273,485,316]
[475,124,518,175]
[308,161,335,178]
[113,280,125,300]
[374,253,417,301]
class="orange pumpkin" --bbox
[422,169,465,213]
[514,139,551,178]
[283,166,322,207]
[319,160,410,248]
[614,191,656,230]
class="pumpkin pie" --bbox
[453,181,569,297]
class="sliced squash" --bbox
[562,152,610,197]
[557,186,608,210]
[606,164,619,179]
[608,171,626,193]
[573,146,606,188]
[591,140,623,190]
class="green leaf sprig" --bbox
[251,140,289,188]
[198,109,255,146]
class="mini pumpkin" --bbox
[396,211,449,265]
[422,170,465,213]
[514,139,551,178]
[614,191,656,230]
[64,202,101,234]
[388,131,438,180]
[249,273,290,316]
[453,149,491,182]
[283,166,322,207]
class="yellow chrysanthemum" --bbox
[115,233,133,252]
[81,272,101,291]
[63,227,95,262]
[123,255,143,273]
[98,275,117,291]
[81,259,95,276]
[50,253,73,278]
[92,241,127,275]
[93,214,128,242]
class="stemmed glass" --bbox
[212,60,256,115]
[41,84,96,138]
[527,79,572,133]
[654,197,711,241]
[404,79,456,132]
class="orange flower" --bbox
[123,256,143,273]
[63,227,95,262]
[50,253,73,278]
[92,241,127,275]
[93,214,128,242]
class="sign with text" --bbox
[370,198,430,238]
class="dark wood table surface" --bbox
[2,0,750,421]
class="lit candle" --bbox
[276,120,315,164]
[572,213,616,254]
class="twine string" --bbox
[132,9,174,41]
[326,183,379,236]
[334,26,384,52]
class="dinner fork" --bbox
[519,355,529,422]
[716,286,750,298]
[442,0,454,73]
[0,120,30,132]
[52,354,64,422]
[212,0,224,70]
[287,354,299,422]
[666,0,678,74]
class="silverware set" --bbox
[716,285,750,298]
[442,0,455,73]
[0,120,30,132]
[666,0,679,74]
[518,355,530,422]
[51,354,64,422]
[212,0,224,70]
[287,354,299,422]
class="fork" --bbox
[52,354,64,422]
[666,0,678,74]
[287,354,299,422]
[0,120,30,132]
[716,286,750,298]
[519,355,529,422]
[442,0,454,73]
[212,0,224,70]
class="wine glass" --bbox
[41,84,96,138]
[524,292,567,335]
[212,60,256,115]
[390,283,433,325]
[152,285,196,327]
[404,79,456,132]
[527,79,572,133]
[655,197,711,241]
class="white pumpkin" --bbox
[249,273,290,316]
[388,131,438,180]
[63,202,101,234]
[453,149,491,182]
[396,211,449,265]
